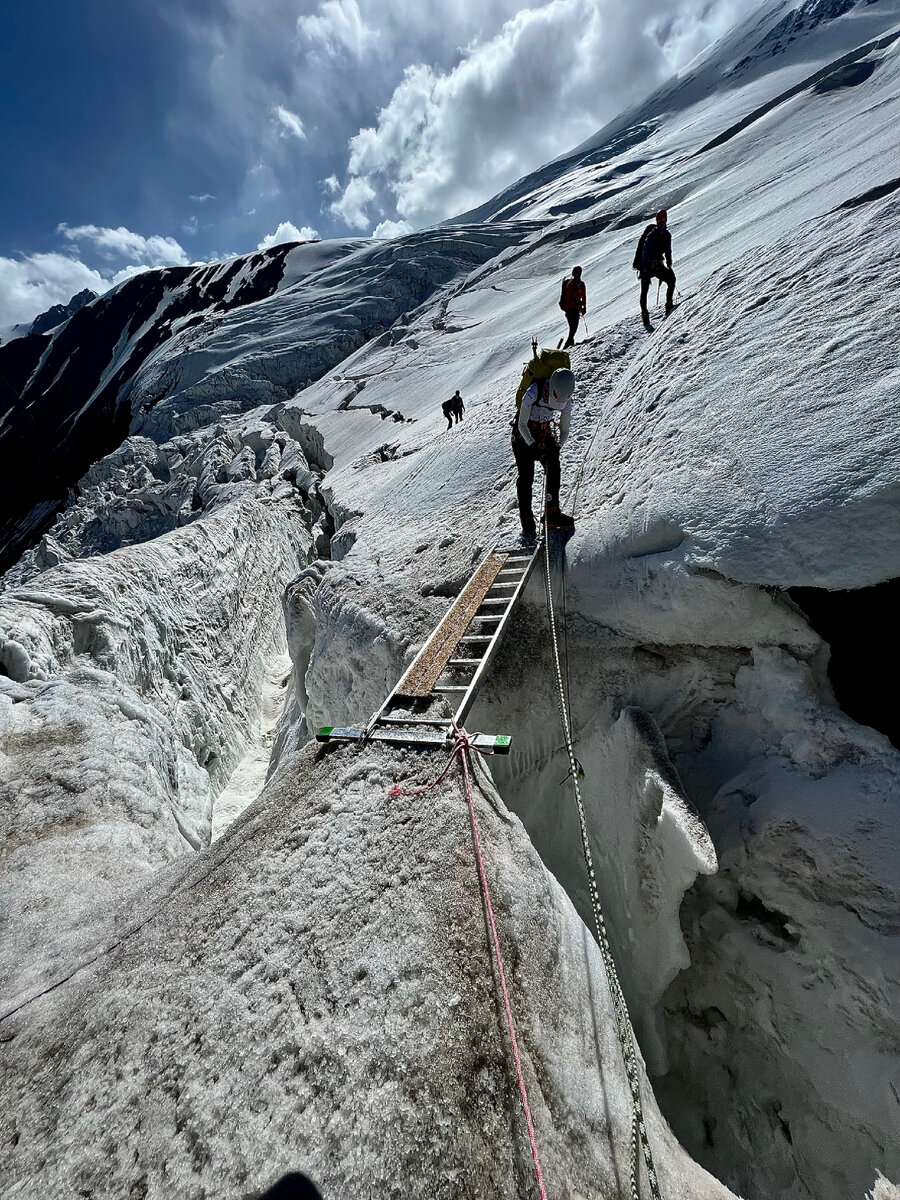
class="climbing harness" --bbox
[540,500,662,1200]
[390,722,549,1199]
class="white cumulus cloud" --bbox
[329,0,760,230]
[57,223,190,267]
[0,254,104,328]
[299,0,376,58]
[329,175,377,231]
[156,0,759,242]
[257,221,319,249]
[372,219,413,239]
[273,105,306,140]
[0,224,194,327]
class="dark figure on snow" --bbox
[442,390,464,429]
[258,1171,324,1199]
[512,368,576,537]
[635,210,675,328]
[559,266,586,348]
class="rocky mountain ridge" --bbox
[27,286,98,336]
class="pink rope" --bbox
[386,723,478,800]
[391,724,549,1198]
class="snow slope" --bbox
[2,1,900,1197]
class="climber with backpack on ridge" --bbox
[558,265,587,348]
[633,209,676,329]
[511,340,576,539]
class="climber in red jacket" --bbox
[558,266,586,349]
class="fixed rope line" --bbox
[389,723,549,1199]
[540,511,662,1200]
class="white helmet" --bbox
[548,368,575,408]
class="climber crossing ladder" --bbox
[316,540,541,754]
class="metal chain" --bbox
[540,511,662,1200]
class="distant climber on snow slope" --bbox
[512,347,576,538]
[633,209,676,329]
[442,389,465,429]
[558,265,586,348]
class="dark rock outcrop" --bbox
[28,287,98,336]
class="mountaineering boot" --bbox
[521,512,537,540]
[664,301,675,315]
[545,504,575,531]
[641,308,652,330]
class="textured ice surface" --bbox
[0,742,738,1200]
[2,2,900,1197]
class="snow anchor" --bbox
[316,540,541,753]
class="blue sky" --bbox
[0,0,758,327]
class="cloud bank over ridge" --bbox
[2,0,761,327]
[327,0,759,230]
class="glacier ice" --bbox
[2,1,900,1197]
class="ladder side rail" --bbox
[365,545,505,735]
[453,544,541,727]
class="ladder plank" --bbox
[378,717,453,727]
[394,551,508,698]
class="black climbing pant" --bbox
[512,422,560,526]
[640,266,676,317]
[563,308,581,348]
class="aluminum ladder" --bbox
[316,540,540,753]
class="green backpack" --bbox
[515,346,571,409]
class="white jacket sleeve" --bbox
[558,408,571,448]
[517,387,535,445]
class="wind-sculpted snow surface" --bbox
[573,196,900,1200]
[129,225,539,446]
[0,740,739,1200]
[3,1,900,1198]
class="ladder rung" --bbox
[447,659,479,667]
[461,636,492,644]
[433,685,467,693]
[480,598,509,606]
[489,581,518,589]
[471,614,502,621]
